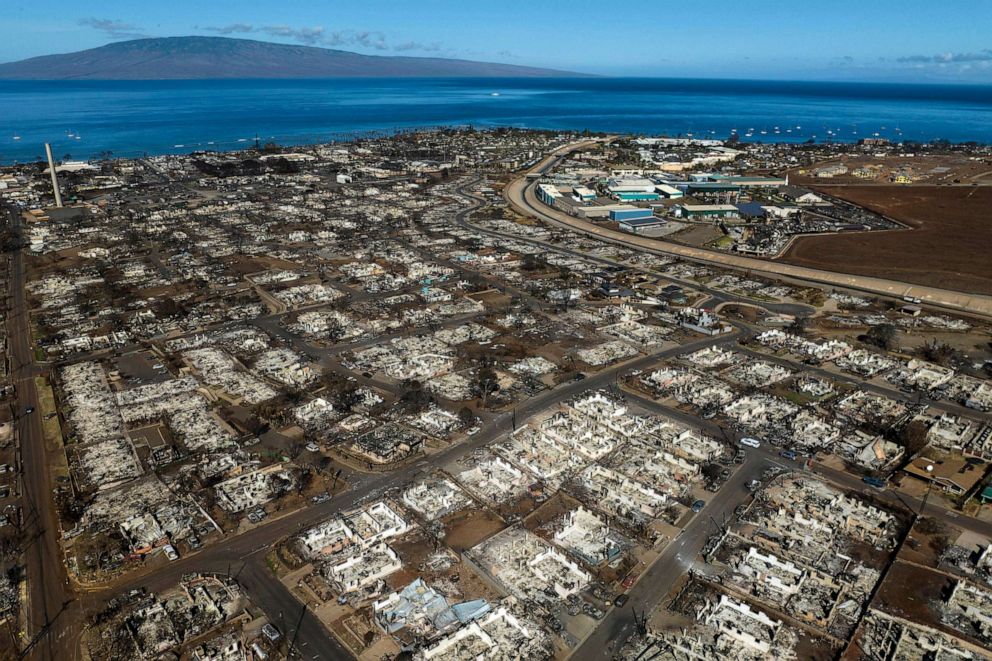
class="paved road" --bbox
[237,557,351,660]
[4,204,81,661]
[572,438,771,659]
[453,183,814,319]
[507,144,992,319]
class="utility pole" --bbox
[287,602,308,658]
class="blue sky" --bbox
[3,0,991,82]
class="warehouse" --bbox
[613,191,659,201]
[609,207,654,222]
[606,177,660,201]
[536,183,562,205]
[617,216,668,236]
[575,203,639,219]
[655,184,684,199]
[685,182,741,202]
[674,204,740,220]
[571,186,596,201]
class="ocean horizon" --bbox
[2,76,991,163]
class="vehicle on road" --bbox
[863,476,887,489]
[24,406,34,414]
[613,594,629,607]
[739,437,761,448]
[691,499,706,512]
[780,450,798,460]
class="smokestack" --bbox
[44,143,63,208]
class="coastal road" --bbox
[506,142,992,319]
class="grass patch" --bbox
[265,551,282,575]
[34,376,64,451]
[781,390,813,406]
[35,376,69,480]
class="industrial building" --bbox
[674,204,740,220]
[617,216,668,236]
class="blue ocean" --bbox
[1,77,991,163]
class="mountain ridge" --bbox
[0,36,588,80]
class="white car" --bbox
[163,544,179,561]
[739,437,761,448]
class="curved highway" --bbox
[506,142,992,319]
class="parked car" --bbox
[614,594,629,607]
[163,545,179,561]
[691,499,706,513]
[780,450,798,461]
[739,437,761,448]
[863,476,887,489]
[261,623,281,642]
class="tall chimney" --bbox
[44,143,63,208]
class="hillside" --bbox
[0,36,584,80]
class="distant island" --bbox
[0,36,586,80]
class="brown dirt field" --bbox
[441,507,505,552]
[672,224,724,247]
[523,492,580,533]
[873,561,951,627]
[779,185,992,295]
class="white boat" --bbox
[12,134,20,141]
